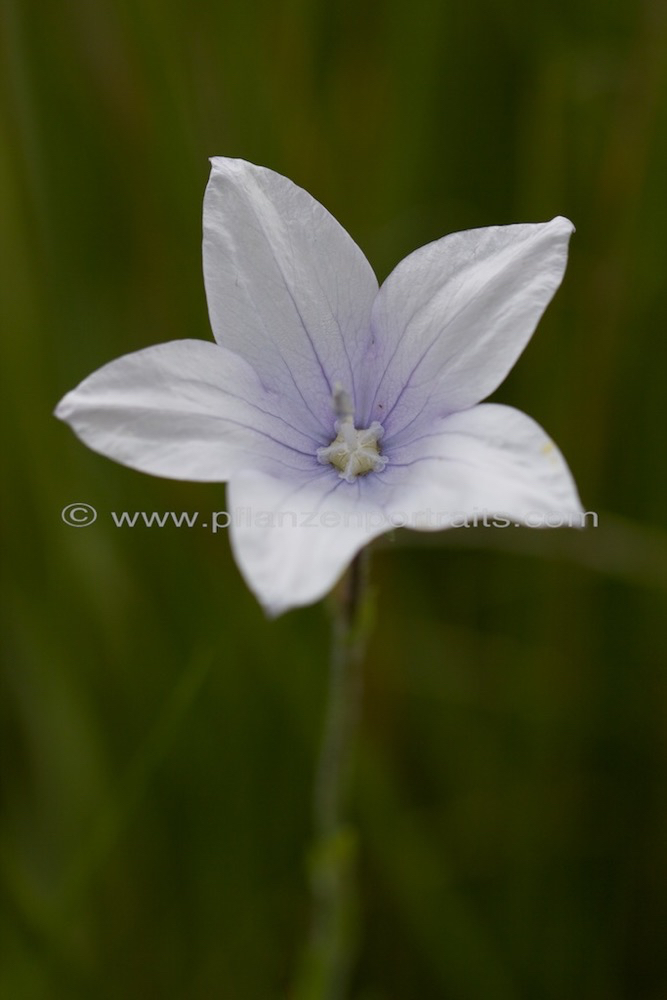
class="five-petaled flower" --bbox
[56,158,582,615]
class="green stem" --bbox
[293,549,373,1000]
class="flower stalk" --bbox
[293,550,373,1000]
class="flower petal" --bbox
[227,468,397,616]
[361,217,574,441]
[386,403,583,524]
[226,403,582,615]
[55,340,320,481]
[203,158,379,435]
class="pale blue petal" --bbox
[55,340,320,481]
[383,403,583,523]
[203,158,379,435]
[360,217,574,443]
[225,402,581,616]
[228,467,397,615]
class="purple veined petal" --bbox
[227,467,400,616]
[55,340,322,482]
[360,217,574,442]
[385,402,583,523]
[203,158,379,436]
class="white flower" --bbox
[56,158,582,616]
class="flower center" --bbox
[317,416,387,483]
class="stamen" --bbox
[332,382,354,420]
[317,415,387,483]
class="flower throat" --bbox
[317,386,387,484]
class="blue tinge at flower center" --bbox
[317,416,387,483]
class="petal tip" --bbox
[54,392,73,424]
[550,215,576,236]
[207,155,261,181]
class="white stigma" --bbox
[317,415,387,483]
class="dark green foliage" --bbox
[1,0,665,995]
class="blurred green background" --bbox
[1,0,666,997]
